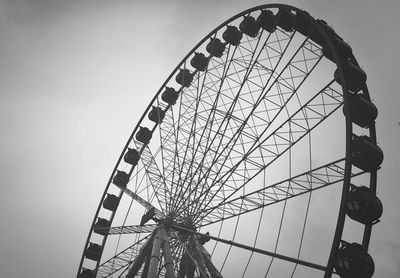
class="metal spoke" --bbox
[199,159,367,226]
[106,224,158,236]
[171,224,328,273]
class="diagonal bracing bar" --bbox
[121,187,164,219]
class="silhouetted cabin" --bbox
[239,16,260,38]
[103,194,119,211]
[148,106,165,123]
[223,26,242,46]
[124,148,140,166]
[335,242,374,278]
[351,135,383,171]
[206,38,225,58]
[85,243,102,261]
[343,93,377,128]
[161,87,179,105]
[140,207,156,226]
[308,19,333,48]
[347,186,383,225]
[323,37,352,63]
[257,10,276,33]
[79,268,94,278]
[190,52,209,71]
[94,218,111,236]
[293,11,313,36]
[112,170,129,188]
[276,8,296,32]
[176,69,193,87]
[335,61,367,92]
[135,127,152,144]
[198,231,211,245]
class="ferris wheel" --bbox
[77,4,384,278]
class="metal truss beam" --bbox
[200,158,366,225]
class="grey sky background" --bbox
[0,0,399,277]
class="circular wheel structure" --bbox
[78,4,383,278]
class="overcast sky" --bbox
[0,0,399,277]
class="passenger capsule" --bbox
[79,268,94,278]
[85,243,102,261]
[351,135,383,171]
[190,52,209,71]
[308,19,333,48]
[135,126,152,144]
[335,61,367,93]
[323,37,353,63]
[112,170,129,188]
[176,69,193,87]
[198,231,211,245]
[124,148,140,166]
[148,106,165,123]
[140,207,156,225]
[94,218,111,236]
[103,194,119,211]
[161,87,179,105]
[276,8,296,32]
[206,38,225,58]
[335,242,374,278]
[347,186,383,225]
[344,93,378,128]
[223,25,242,46]
[294,11,313,36]
[239,16,260,38]
[257,10,276,33]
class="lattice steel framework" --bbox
[78,4,382,278]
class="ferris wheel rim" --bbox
[78,4,381,278]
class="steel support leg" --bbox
[196,242,223,278]
[161,228,176,278]
[147,229,163,278]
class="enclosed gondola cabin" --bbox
[85,243,102,261]
[257,10,276,33]
[206,38,225,58]
[293,11,313,36]
[239,16,260,38]
[93,218,111,236]
[334,242,374,278]
[161,87,179,105]
[347,186,383,225]
[103,194,119,211]
[190,52,209,72]
[135,127,152,144]
[176,69,193,87]
[351,135,383,171]
[79,268,95,278]
[335,61,367,93]
[308,19,333,49]
[276,8,296,32]
[223,25,242,46]
[344,93,378,128]
[323,37,353,63]
[148,106,165,123]
[112,170,129,188]
[124,148,140,166]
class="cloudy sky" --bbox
[0,0,399,277]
